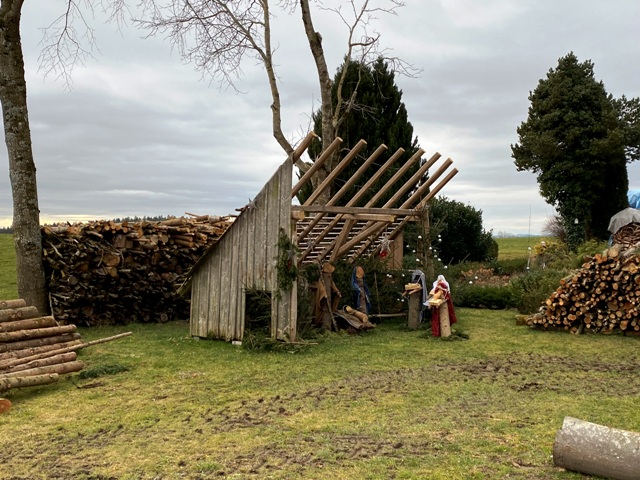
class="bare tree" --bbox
[0,0,48,312]
[1,0,123,312]
[135,0,408,199]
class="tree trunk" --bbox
[299,0,335,204]
[553,416,640,480]
[0,372,59,393]
[0,0,48,314]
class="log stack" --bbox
[0,299,132,405]
[0,299,85,395]
[612,222,640,249]
[42,215,233,326]
[526,244,640,334]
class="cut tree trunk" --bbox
[0,306,40,323]
[0,315,57,332]
[0,373,59,393]
[0,333,81,353]
[0,299,26,310]
[553,416,640,480]
[0,324,76,343]
[0,360,84,379]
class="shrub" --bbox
[451,284,515,309]
[490,258,529,276]
[509,269,570,314]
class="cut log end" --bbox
[553,416,640,480]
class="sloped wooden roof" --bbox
[292,135,458,265]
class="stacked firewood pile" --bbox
[0,299,130,408]
[612,222,640,248]
[42,215,233,326]
[526,244,640,334]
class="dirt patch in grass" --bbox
[2,351,638,479]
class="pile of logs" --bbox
[613,222,640,249]
[526,244,640,334]
[0,299,131,408]
[42,215,233,326]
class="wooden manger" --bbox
[180,133,458,342]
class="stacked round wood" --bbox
[0,299,84,394]
[527,244,640,334]
[612,222,640,249]
[42,216,233,326]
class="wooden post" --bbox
[553,416,640,480]
[407,292,421,330]
[438,302,451,337]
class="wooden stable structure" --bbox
[180,133,458,342]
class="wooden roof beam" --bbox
[379,151,441,209]
[291,136,342,198]
[296,141,384,244]
[366,168,460,257]
[324,148,422,262]
[296,146,405,263]
[350,158,455,259]
[291,131,319,163]
[303,139,367,206]
[366,149,428,208]
[330,152,440,261]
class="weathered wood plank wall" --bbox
[189,158,295,341]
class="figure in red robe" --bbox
[428,274,458,336]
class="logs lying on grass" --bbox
[43,215,233,326]
[526,244,640,334]
[0,298,132,397]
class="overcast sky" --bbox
[1,0,639,234]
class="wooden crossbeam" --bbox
[291,136,342,198]
[292,205,417,217]
[361,168,459,259]
[334,152,442,260]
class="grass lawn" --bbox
[1,234,639,479]
[1,312,638,479]
[0,234,17,299]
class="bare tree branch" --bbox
[37,1,129,90]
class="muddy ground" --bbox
[2,352,639,479]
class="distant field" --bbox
[496,235,548,260]
[0,234,17,299]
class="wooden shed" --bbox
[180,134,458,342]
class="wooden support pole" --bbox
[408,293,421,330]
[553,416,640,480]
[291,136,342,198]
[438,303,451,338]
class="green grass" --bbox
[2,232,638,478]
[496,235,549,260]
[0,234,17,299]
[1,315,638,479]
